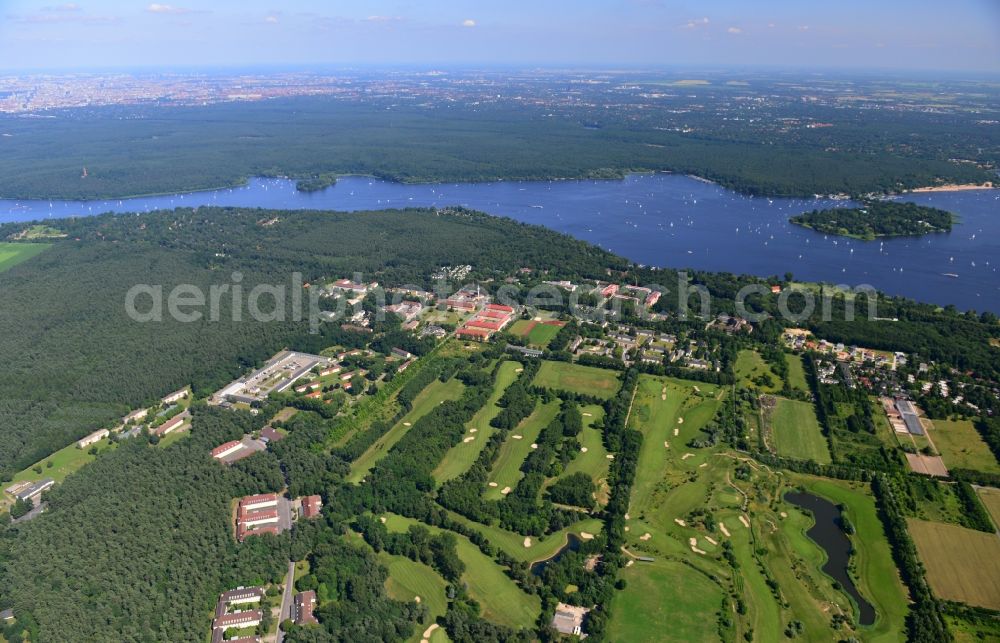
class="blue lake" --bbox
[2,173,998,312]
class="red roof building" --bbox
[456,327,492,341]
[240,493,278,510]
[212,440,244,459]
[213,609,263,631]
[294,590,319,626]
[467,319,502,331]
[301,495,322,519]
[486,303,514,313]
[237,523,281,542]
[600,284,619,298]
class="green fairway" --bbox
[433,361,521,483]
[931,419,1000,474]
[533,360,620,399]
[553,405,608,503]
[790,476,910,642]
[0,242,52,272]
[445,509,602,563]
[382,514,541,629]
[609,558,724,642]
[786,353,810,393]
[771,398,832,464]
[379,552,450,642]
[484,400,561,499]
[735,349,783,392]
[349,377,465,482]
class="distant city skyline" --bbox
[1,0,998,73]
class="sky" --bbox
[1,0,998,72]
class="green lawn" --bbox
[532,361,620,399]
[382,514,541,629]
[771,398,832,464]
[786,353,810,393]
[484,400,561,499]
[12,439,104,485]
[0,242,52,272]
[735,350,783,393]
[609,558,724,642]
[349,377,465,482]
[508,319,534,337]
[931,419,1000,474]
[433,361,521,483]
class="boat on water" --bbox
[943,273,959,278]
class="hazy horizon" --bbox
[2,0,998,73]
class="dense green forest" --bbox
[790,201,955,239]
[0,206,622,476]
[0,96,991,201]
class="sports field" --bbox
[771,398,832,463]
[433,360,521,482]
[349,377,464,482]
[483,400,560,499]
[908,518,1000,610]
[383,513,541,629]
[533,360,620,399]
[931,419,1000,474]
[445,509,602,563]
[0,242,51,272]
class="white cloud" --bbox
[727,27,742,34]
[798,25,810,31]
[462,19,476,27]
[366,15,402,23]
[767,22,776,28]
[264,15,279,24]
[681,17,709,30]
[43,3,81,11]
[147,4,190,15]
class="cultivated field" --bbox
[349,377,465,482]
[533,361,620,399]
[0,242,51,272]
[908,518,1000,610]
[977,487,1000,528]
[771,398,832,464]
[931,419,1000,474]
[433,360,521,482]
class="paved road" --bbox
[276,560,295,643]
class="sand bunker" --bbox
[580,531,595,540]
[422,623,439,640]
[640,532,652,541]
[705,536,718,546]
[606,454,615,460]
[512,434,523,440]
[582,412,593,417]
[469,428,477,433]
[673,428,680,436]
[463,436,475,443]
[699,462,708,468]
[661,394,666,400]
[523,537,532,548]
[403,422,411,426]
[380,516,387,524]
[501,486,512,495]
[488,482,498,487]
[681,453,694,460]
[674,518,686,527]
[663,441,670,448]
[626,560,634,567]
[414,596,421,603]
[719,523,731,537]
[530,443,538,449]
[739,515,751,528]
[580,447,589,453]
[677,417,684,424]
